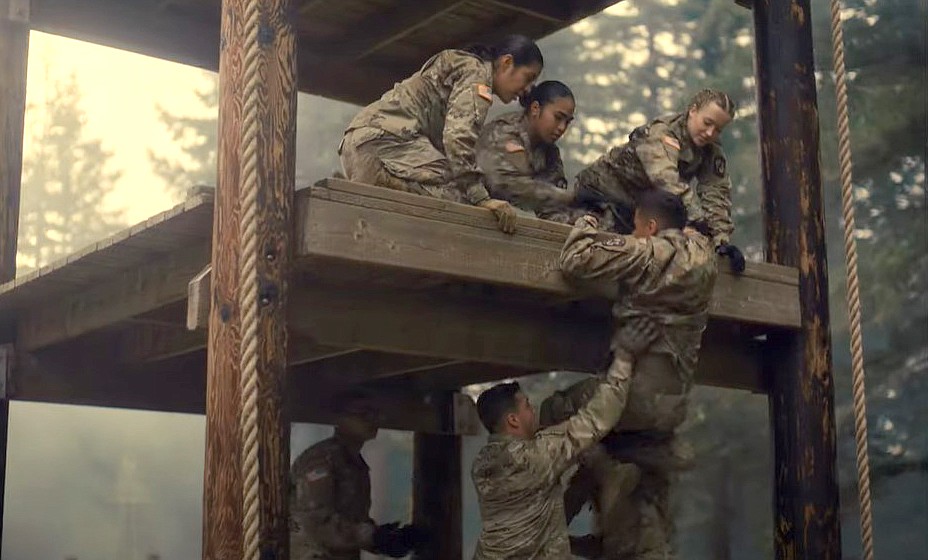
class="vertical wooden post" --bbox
[0,0,29,549]
[202,0,296,558]
[754,0,842,558]
[413,393,463,560]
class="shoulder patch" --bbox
[504,140,525,153]
[713,155,727,177]
[661,135,681,151]
[305,467,329,482]
[476,84,493,103]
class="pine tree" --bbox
[17,73,125,273]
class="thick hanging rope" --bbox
[827,1,874,558]
[239,0,265,557]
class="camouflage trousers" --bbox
[339,127,465,202]
[541,353,692,560]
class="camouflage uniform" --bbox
[573,113,734,246]
[339,49,494,205]
[290,435,375,560]
[551,217,718,559]
[471,350,639,560]
[476,111,579,223]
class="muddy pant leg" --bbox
[339,130,447,196]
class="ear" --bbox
[647,218,660,236]
[496,53,514,72]
[505,411,520,429]
[530,100,542,117]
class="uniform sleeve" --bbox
[634,124,703,222]
[537,145,568,189]
[696,147,734,247]
[558,216,652,295]
[477,129,571,213]
[292,453,373,552]
[444,60,494,205]
[528,352,635,480]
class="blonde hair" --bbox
[689,89,736,118]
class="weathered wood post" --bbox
[754,0,843,557]
[0,0,30,547]
[203,0,297,558]
[413,392,463,560]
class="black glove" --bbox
[372,522,409,558]
[717,243,746,274]
[398,524,431,551]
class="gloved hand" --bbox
[479,198,517,234]
[717,243,746,274]
[569,534,603,559]
[613,317,660,360]
[372,522,409,558]
[397,524,431,552]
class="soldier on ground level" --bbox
[573,88,745,272]
[290,391,424,560]
[545,190,719,559]
[470,317,659,560]
[476,80,580,223]
[340,34,546,234]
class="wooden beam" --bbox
[481,0,568,23]
[15,241,210,351]
[413,397,463,560]
[203,0,297,557]
[303,0,466,60]
[300,179,801,329]
[0,1,29,547]
[754,0,842,556]
[289,286,768,392]
[8,343,480,434]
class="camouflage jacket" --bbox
[290,435,373,560]
[558,217,718,386]
[345,49,494,205]
[574,113,734,246]
[471,355,635,560]
[476,111,571,216]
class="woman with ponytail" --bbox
[339,35,544,233]
[476,80,578,223]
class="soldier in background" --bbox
[470,317,659,560]
[573,88,745,272]
[339,35,546,235]
[290,391,423,560]
[476,80,579,223]
[548,190,719,559]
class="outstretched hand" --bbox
[480,198,517,234]
[614,316,660,358]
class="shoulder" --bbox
[483,111,523,138]
[440,49,492,80]
[292,437,341,475]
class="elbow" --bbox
[558,252,587,280]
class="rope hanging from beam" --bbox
[827,0,874,557]
[239,0,266,556]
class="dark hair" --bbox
[519,80,574,110]
[688,88,736,118]
[637,190,687,231]
[476,382,522,433]
[464,35,543,68]
[334,388,376,414]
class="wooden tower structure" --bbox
[0,0,840,558]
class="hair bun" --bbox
[518,89,534,108]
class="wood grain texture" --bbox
[754,0,842,556]
[413,410,463,560]
[203,0,245,556]
[0,0,28,283]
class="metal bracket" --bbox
[0,344,13,400]
[5,0,30,24]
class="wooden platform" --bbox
[0,180,799,433]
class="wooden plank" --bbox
[288,286,768,392]
[187,265,211,330]
[300,179,801,328]
[15,241,210,351]
[754,0,842,555]
[8,344,480,434]
[481,0,568,22]
[413,418,463,560]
